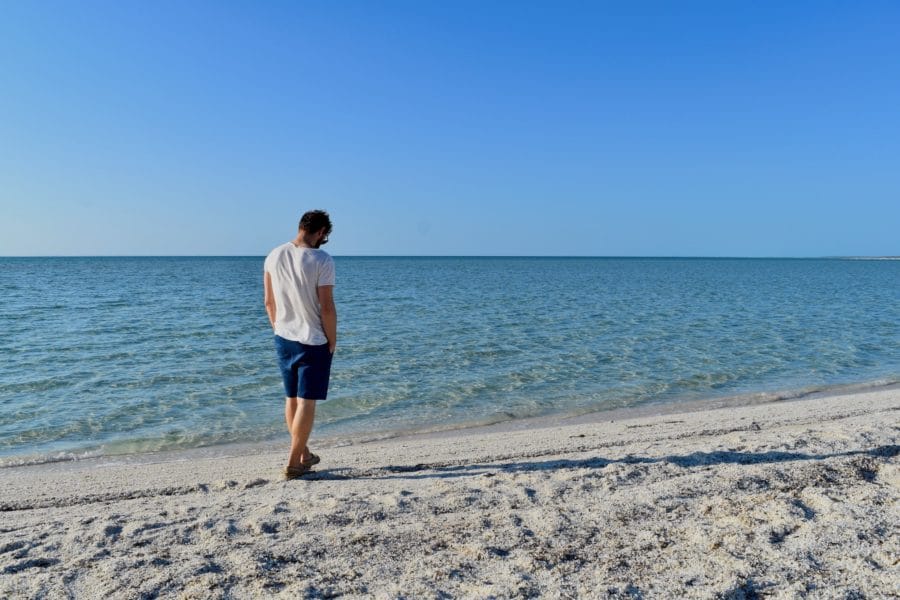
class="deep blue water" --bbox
[1,257,898,464]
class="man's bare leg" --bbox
[287,397,316,468]
[285,397,313,463]
[285,397,297,430]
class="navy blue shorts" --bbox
[274,335,333,400]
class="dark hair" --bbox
[299,210,332,236]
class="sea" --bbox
[1,256,898,466]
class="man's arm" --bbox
[264,271,276,330]
[318,284,337,353]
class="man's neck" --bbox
[292,232,316,249]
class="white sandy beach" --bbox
[1,388,898,598]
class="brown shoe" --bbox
[301,453,321,467]
[283,464,311,480]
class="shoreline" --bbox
[2,387,897,596]
[3,377,898,471]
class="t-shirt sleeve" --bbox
[263,252,274,274]
[319,255,336,286]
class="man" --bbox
[264,210,337,479]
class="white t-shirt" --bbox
[264,243,335,344]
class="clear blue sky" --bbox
[2,1,898,256]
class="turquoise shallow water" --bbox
[1,257,898,464]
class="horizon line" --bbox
[2,254,898,260]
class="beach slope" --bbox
[1,389,898,598]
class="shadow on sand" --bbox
[305,444,898,481]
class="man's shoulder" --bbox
[268,242,295,256]
[313,250,335,283]
[308,249,333,263]
[265,243,293,266]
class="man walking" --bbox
[264,210,337,479]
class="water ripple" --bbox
[1,256,898,463]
